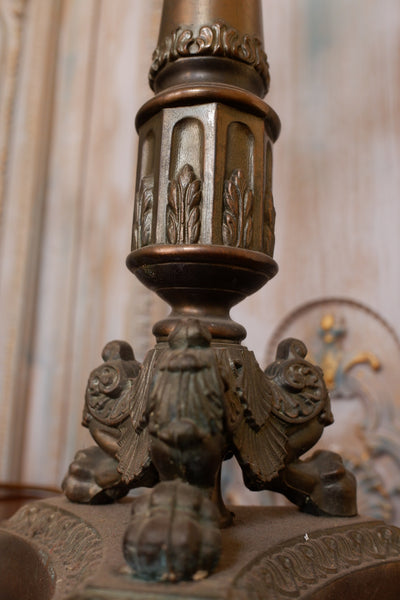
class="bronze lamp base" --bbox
[1,1,399,597]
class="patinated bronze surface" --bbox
[2,497,400,599]
[60,0,358,585]
[3,1,400,597]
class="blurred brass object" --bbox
[266,297,400,526]
[345,351,381,373]
[318,312,381,390]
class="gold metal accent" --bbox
[345,352,381,373]
[318,312,381,390]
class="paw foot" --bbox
[62,446,128,504]
[283,450,357,517]
[123,480,221,582]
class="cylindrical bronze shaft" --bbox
[157,0,264,44]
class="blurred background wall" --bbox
[1,0,399,509]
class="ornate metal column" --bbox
[129,1,278,343]
[61,0,357,583]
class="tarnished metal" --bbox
[60,0,359,584]
[151,0,268,95]
[4,1,400,597]
[128,0,280,342]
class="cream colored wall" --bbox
[0,0,399,487]
[0,0,165,485]
[235,0,400,357]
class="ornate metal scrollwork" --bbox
[266,338,333,424]
[149,19,270,93]
[64,318,357,581]
[228,522,400,600]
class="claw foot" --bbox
[123,480,221,582]
[282,450,357,517]
[62,446,129,504]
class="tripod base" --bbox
[1,496,400,600]
[61,320,359,581]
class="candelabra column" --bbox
[127,0,279,342]
[62,0,357,584]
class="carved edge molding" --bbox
[149,19,270,92]
[2,503,103,595]
[228,521,400,599]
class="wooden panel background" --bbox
[0,0,399,489]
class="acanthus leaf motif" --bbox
[263,196,276,255]
[132,175,154,249]
[166,180,179,244]
[184,175,201,242]
[140,175,154,246]
[222,169,254,249]
[244,188,254,247]
[167,164,202,244]
[263,141,275,255]
[187,206,201,244]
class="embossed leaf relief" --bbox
[167,164,202,244]
[4,503,102,594]
[223,169,254,249]
[139,175,154,246]
[132,175,154,248]
[263,192,276,255]
[229,523,400,599]
[149,19,270,92]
